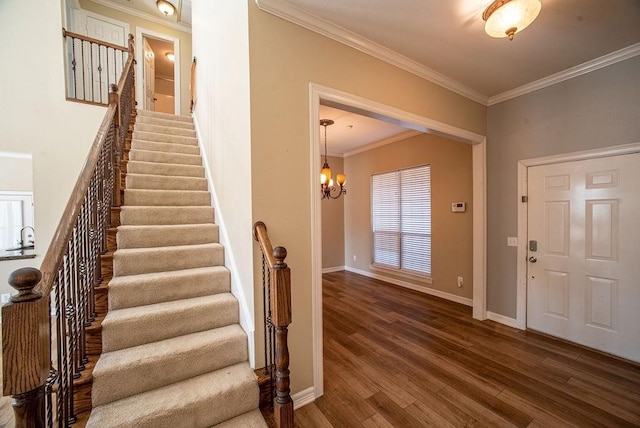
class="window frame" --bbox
[370,164,432,281]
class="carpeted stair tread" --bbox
[213,409,268,427]
[86,362,258,428]
[93,325,248,406]
[127,160,205,178]
[108,266,230,310]
[133,130,198,146]
[120,206,214,225]
[135,114,195,130]
[114,243,224,276]
[124,189,210,206]
[117,223,219,249]
[126,173,208,191]
[137,109,193,123]
[135,122,197,137]
[131,139,200,155]
[129,149,203,166]
[102,293,239,352]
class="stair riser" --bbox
[102,298,239,352]
[137,110,192,123]
[120,207,215,225]
[125,174,208,192]
[130,139,200,155]
[113,245,223,276]
[109,267,230,310]
[117,224,219,249]
[124,189,211,206]
[86,363,259,428]
[129,149,202,166]
[127,161,205,178]
[135,123,196,138]
[132,131,197,146]
[135,115,194,129]
[93,331,248,406]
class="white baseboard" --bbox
[487,311,521,329]
[292,387,316,410]
[322,266,345,273]
[344,266,473,307]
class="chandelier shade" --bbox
[483,0,541,41]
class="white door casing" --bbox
[143,38,156,111]
[526,152,640,362]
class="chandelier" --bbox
[319,119,346,200]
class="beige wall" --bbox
[0,0,106,297]
[248,1,485,394]
[321,156,345,269]
[0,155,33,192]
[486,55,640,319]
[78,0,192,114]
[344,134,473,299]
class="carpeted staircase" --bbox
[86,110,266,428]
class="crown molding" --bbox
[488,42,640,105]
[89,0,192,34]
[255,0,489,105]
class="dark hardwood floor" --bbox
[294,270,640,427]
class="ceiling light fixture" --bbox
[156,0,176,17]
[483,0,541,41]
[319,119,346,200]
[166,52,175,62]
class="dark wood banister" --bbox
[63,29,129,52]
[253,221,293,428]
[2,34,135,427]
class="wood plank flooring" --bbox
[294,271,640,427]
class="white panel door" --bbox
[527,153,640,362]
[84,15,127,102]
[143,38,156,111]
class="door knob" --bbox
[528,256,537,263]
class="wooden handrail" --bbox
[3,36,136,427]
[63,29,129,52]
[253,221,293,428]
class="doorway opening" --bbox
[136,28,181,115]
[309,83,487,401]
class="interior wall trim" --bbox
[309,82,487,400]
[489,42,640,105]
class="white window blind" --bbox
[372,165,431,276]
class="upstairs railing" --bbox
[253,222,293,428]
[2,37,135,427]
[63,29,131,106]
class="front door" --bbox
[527,152,640,362]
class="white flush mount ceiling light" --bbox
[156,0,176,17]
[483,0,541,41]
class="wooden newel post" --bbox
[3,268,50,428]
[270,246,293,428]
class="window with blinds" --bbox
[371,165,431,276]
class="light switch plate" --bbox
[507,237,518,247]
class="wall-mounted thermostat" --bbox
[451,202,466,213]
